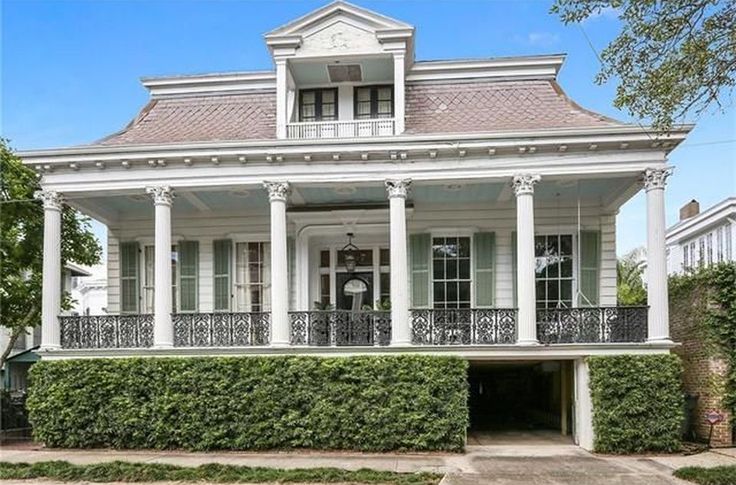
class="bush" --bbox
[27,355,468,452]
[588,354,683,453]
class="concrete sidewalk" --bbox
[1,443,735,484]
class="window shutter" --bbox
[474,232,495,307]
[120,241,139,313]
[409,233,430,308]
[178,241,198,312]
[511,232,517,307]
[579,231,600,306]
[213,240,232,311]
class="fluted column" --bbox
[385,179,411,345]
[513,173,541,345]
[35,190,63,351]
[644,167,673,343]
[146,186,174,349]
[264,181,290,346]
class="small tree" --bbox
[617,247,647,306]
[552,0,736,131]
[0,139,101,368]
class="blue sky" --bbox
[2,0,734,257]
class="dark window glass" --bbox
[535,234,574,309]
[431,236,471,308]
[354,85,394,119]
[300,88,338,122]
[320,250,330,268]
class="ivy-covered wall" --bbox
[27,355,468,452]
[588,354,684,453]
[670,262,736,446]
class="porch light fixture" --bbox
[341,232,360,273]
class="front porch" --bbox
[36,168,672,354]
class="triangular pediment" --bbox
[266,1,412,38]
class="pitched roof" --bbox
[98,91,276,145]
[94,78,622,146]
[404,79,622,135]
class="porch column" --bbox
[275,58,287,139]
[644,167,673,343]
[512,173,541,345]
[385,179,411,345]
[35,190,63,351]
[392,52,405,135]
[146,186,174,349]
[264,181,290,346]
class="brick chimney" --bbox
[680,200,700,221]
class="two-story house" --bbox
[20,1,692,450]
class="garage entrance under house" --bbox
[467,360,575,445]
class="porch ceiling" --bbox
[290,56,393,85]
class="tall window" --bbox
[699,237,706,266]
[535,235,574,309]
[726,222,733,260]
[683,244,690,269]
[354,85,393,119]
[299,88,337,122]
[143,243,197,313]
[432,237,471,309]
[235,242,270,312]
[717,226,724,262]
[707,233,714,265]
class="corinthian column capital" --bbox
[512,173,541,196]
[385,179,412,199]
[263,181,290,202]
[642,167,673,191]
[146,185,174,205]
[34,190,64,211]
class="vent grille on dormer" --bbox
[327,64,362,83]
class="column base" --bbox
[270,341,291,348]
[39,344,61,352]
[516,339,541,346]
[390,339,412,347]
[152,343,174,350]
[646,337,674,345]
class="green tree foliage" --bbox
[0,139,101,367]
[27,355,469,452]
[617,247,647,306]
[588,354,684,453]
[552,0,736,131]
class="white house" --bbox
[20,1,692,449]
[667,198,736,275]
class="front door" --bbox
[334,272,374,345]
[336,272,373,311]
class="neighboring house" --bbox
[69,264,108,316]
[666,198,736,275]
[1,263,91,391]
[19,2,692,450]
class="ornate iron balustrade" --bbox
[536,306,648,344]
[173,312,270,347]
[410,309,517,345]
[59,314,154,349]
[289,311,391,346]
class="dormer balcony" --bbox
[286,117,396,139]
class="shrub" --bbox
[588,354,683,453]
[27,355,468,452]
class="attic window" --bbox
[327,64,362,83]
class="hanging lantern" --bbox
[341,232,359,273]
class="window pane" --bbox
[302,91,315,103]
[560,235,573,256]
[447,259,457,279]
[459,259,470,279]
[320,250,330,268]
[380,248,390,266]
[560,256,573,278]
[378,87,392,100]
[459,282,470,303]
[433,259,444,279]
[560,280,572,301]
[433,282,445,302]
[322,104,335,117]
[321,89,335,103]
[357,88,370,101]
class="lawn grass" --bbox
[0,461,442,485]
[674,465,736,485]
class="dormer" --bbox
[265,1,414,139]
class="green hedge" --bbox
[27,355,468,452]
[588,354,683,453]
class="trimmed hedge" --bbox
[588,354,684,453]
[27,355,468,452]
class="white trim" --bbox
[666,197,736,243]
[407,55,565,82]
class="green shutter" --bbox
[473,232,495,307]
[410,233,430,308]
[579,231,600,306]
[511,232,517,307]
[213,240,232,311]
[120,241,139,313]
[178,241,198,312]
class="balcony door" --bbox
[336,273,373,311]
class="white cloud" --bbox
[515,32,560,47]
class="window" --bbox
[235,242,270,312]
[318,246,390,309]
[535,235,574,309]
[120,242,139,313]
[299,88,337,122]
[727,222,733,260]
[432,237,471,309]
[699,237,705,266]
[143,243,197,313]
[354,85,393,119]
[717,226,724,262]
[707,233,714,265]
[683,243,690,269]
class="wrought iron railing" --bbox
[59,314,154,349]
[536,306,648,344]
[410,308,517,345]
[173,312,270,347]
[289,311,391,346]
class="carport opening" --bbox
[468,361,574,444]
